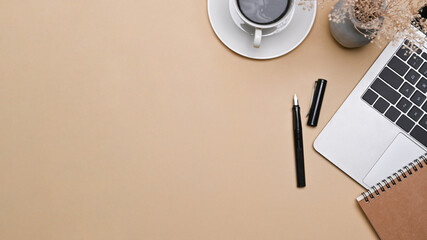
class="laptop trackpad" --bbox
[363,133,425,187]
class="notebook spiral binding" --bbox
[361,153,427,203]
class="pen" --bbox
[293,94,306,188]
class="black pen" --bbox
[293,94,306,188]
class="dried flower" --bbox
[301,0,427,49]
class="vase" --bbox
[329,0,382,48]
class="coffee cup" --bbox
[231,0,296,48]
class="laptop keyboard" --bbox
[362,40,427,147]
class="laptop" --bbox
[314,10,427,189]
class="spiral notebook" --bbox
[356,154,427,240]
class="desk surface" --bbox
[0,1,383,239]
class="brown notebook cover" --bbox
[357,156,427,240]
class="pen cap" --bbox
[307,79,327,127]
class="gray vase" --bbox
[329,0,381,48]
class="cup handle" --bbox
[253,28,262,48]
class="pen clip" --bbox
[307,80,318,117]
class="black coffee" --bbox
[237,0,290,25]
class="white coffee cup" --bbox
[231,0,296,48]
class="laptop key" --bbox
[387,56,409,76]
[419,115,427,130]
[399,82,415,97]
[404,69,421,84]
[405,40,423,54]
[396,115,415,132]
[379,67,404,89]
[422,52,427,61]
[408,106,423,121]
[396,45,411,61]
[384,106,401,122]
[410,90,426,106]
[362,89,378,105]
[416,78,427,93]
[419,62,427,77]
[407,54,424,69]
[397,98,412,113]
[410,125,427,147]
[373,97,389,113]
[371,78,401,104]
[422,101,427,112]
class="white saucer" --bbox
[207,0,317,60]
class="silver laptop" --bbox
[314,26,427,188]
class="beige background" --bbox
[0,1,384,239]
